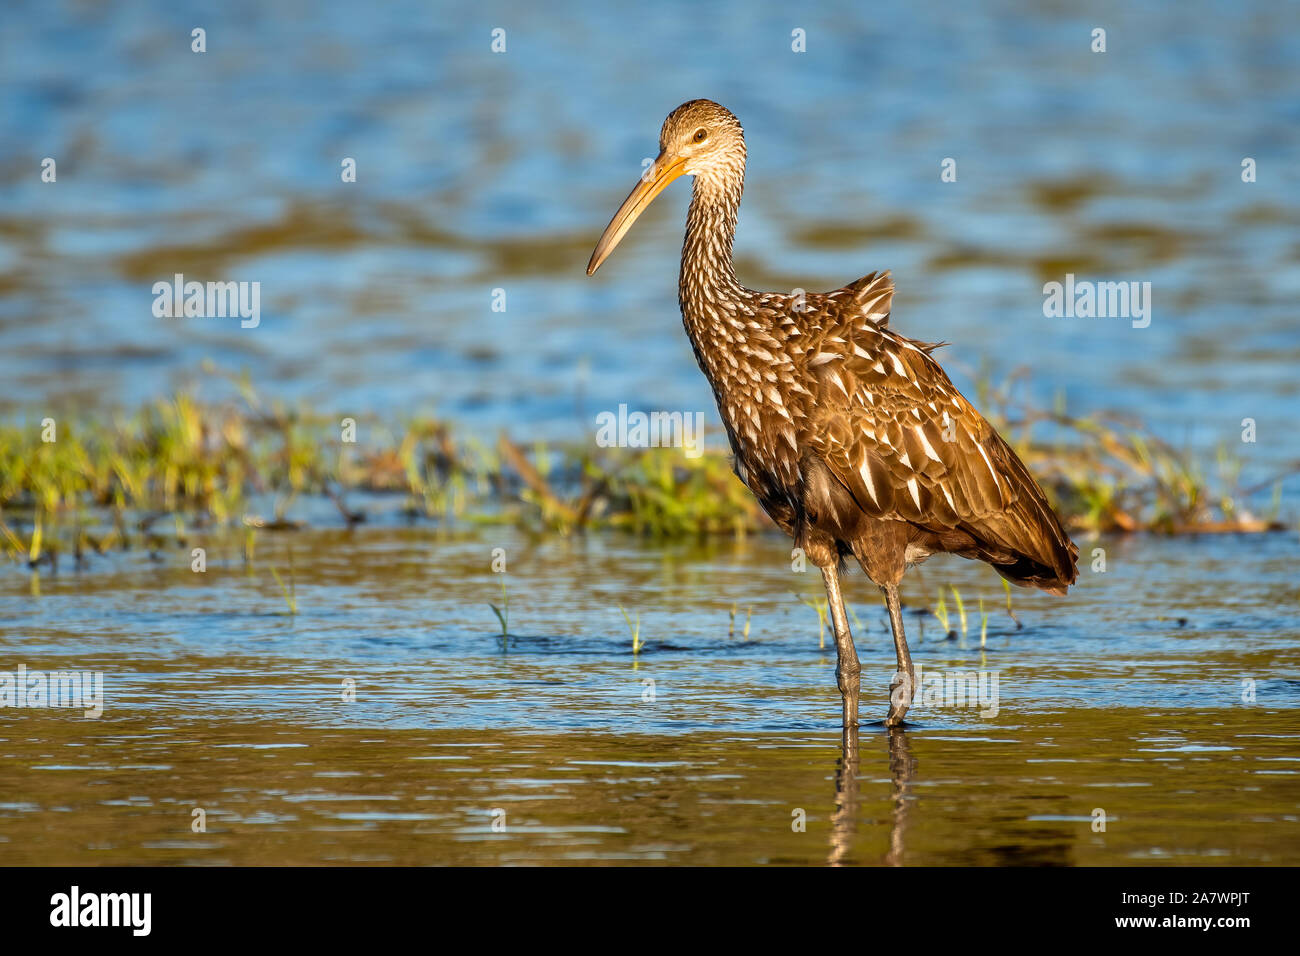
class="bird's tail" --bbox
[967,433,1079,595]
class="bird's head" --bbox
[587,99,745,276]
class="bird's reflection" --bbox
[883,726,916,866]
[827,724,859,866]
[828,721,917,866]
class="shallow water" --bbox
[3,714,1299,866]
[2,525,1297,864]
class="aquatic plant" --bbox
[932,589,955,640]
[796,593,829,649]
[269,548,298,616]
[0,366,1290,571]
[620,606,645,654]
[951,586,968,640]
[728,603,752,640]
[1002,579,1022,630]
[488,579,510,650]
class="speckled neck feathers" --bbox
[677,163,760,394]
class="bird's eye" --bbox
[692,128,708,143]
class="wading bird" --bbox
[587,100,1077,728]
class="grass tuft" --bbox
[620,606,645,654]
[488,578,510,650]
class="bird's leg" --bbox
[883,584,915,727]
[821,564,860,728]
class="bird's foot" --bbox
[886,671,914,728]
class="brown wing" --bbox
[822,269,894,329]
[754,270,893,337]
[804,324,1078,592]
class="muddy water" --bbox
[2,526,1297,864]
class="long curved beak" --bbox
[586,151,687,276]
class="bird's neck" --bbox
[679,171,748,324]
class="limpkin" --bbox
[587,100,1078,728]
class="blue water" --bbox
[5,525,1298,731]
[1,0,1296,507]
